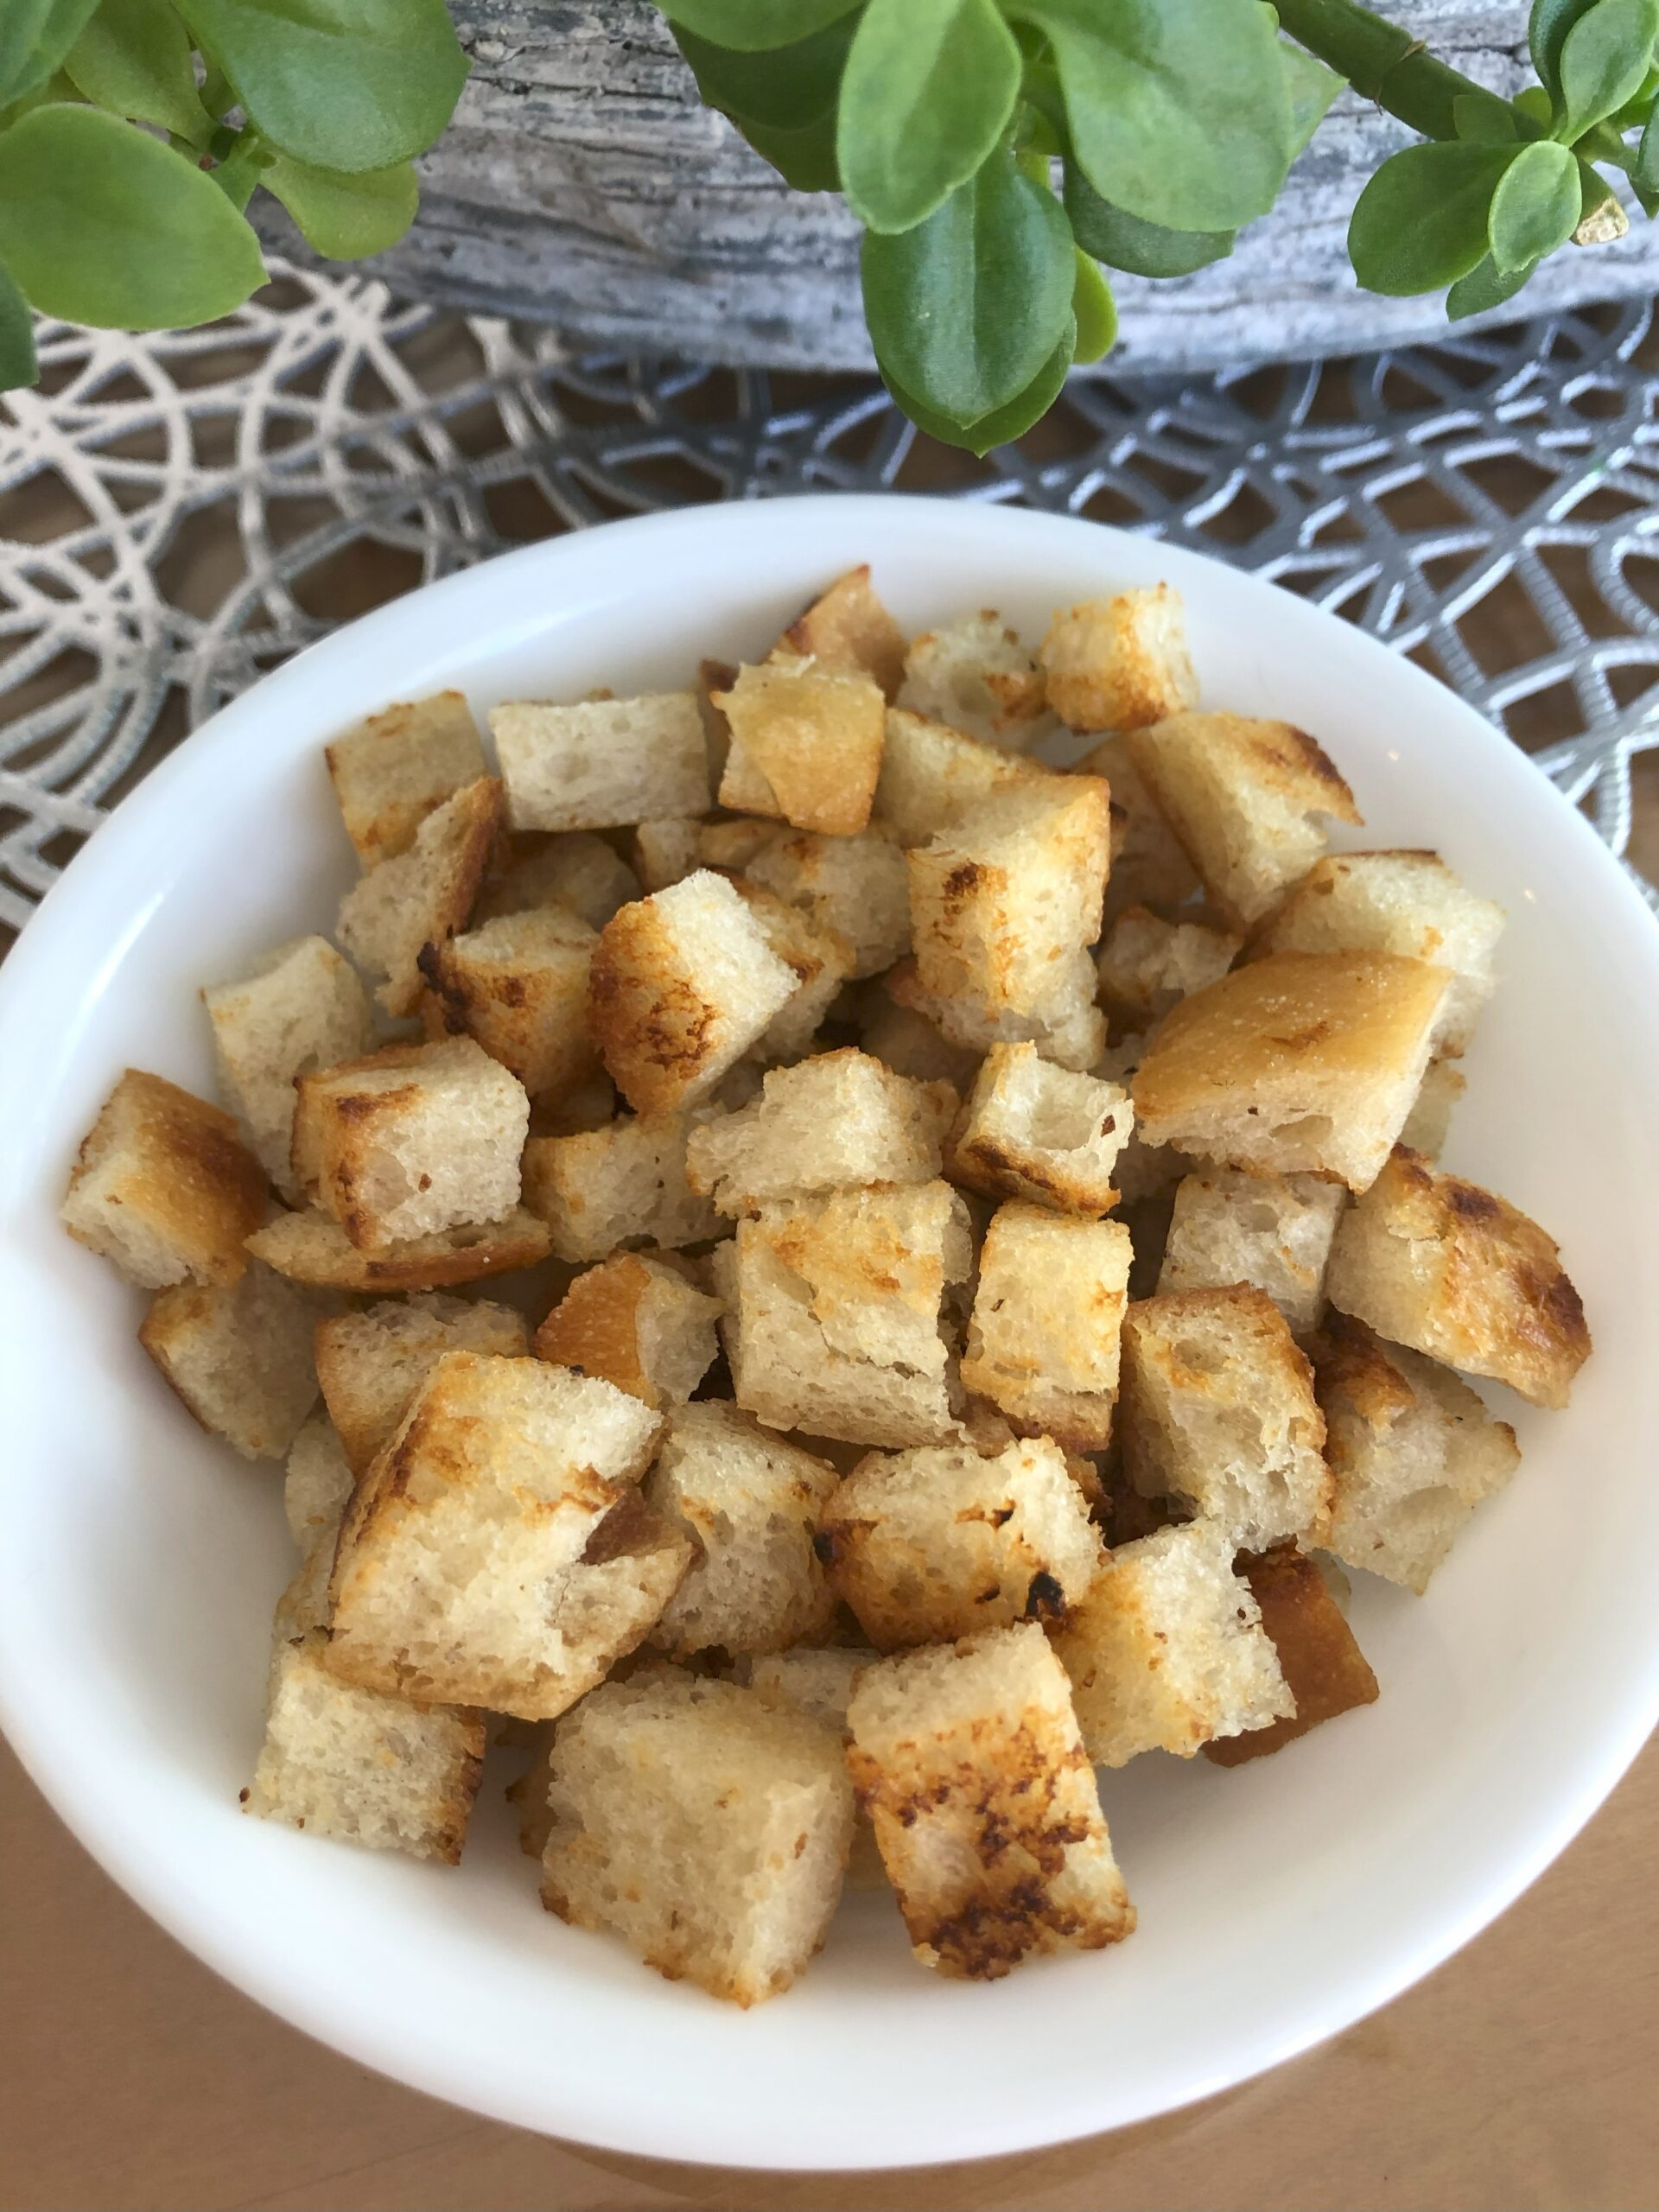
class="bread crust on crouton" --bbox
[533,1253,721,1408]
[1204,1545,1379,1765]
[1073,733,1201,921]
[421,906,599,1100]
[776,564,906,699]
[714,657,887,836]
[247,1205,550,1290]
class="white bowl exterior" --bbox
[2,498,1656,2171]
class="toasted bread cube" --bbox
[315,1292,529,1474]
[1074,734,1201,921]
[325,691,486,868]
[1126,712,1361,930]
[631,817,703,892]
[1039,585,1198,734]
[1158,1167,1347,1334]
[1400,1058,1465,1160]
[520,1110,723,1261]
[714,656,887,836]
[726,878,856,1064]
[421,906,598,1100]
[1325,1148,1589,1409]
[719,1180,972,1447]
[859,985,983,1087]
[490,694,709,833]
[540,1670,855,2005]
[698,817,779,873]
[874,708,1041,846]
[336,775,501,1015]
[203,938,376,1195]
[696,656,736,787]
[139,1263,318,1461]
[588,872,798,1116]
[534,1254,721,1408]
[531,1067,618,1138]
[1131,950,1450,1192]
[685,1049,953,1215]
[1051,1522,1293,1765]
[1205,1546,1379,1764]
[644,1402,839,1656]
[327,1351,683,1717]
[285,1414,354,1556]
[1309,1311,1522,1590]
[743,1646,884,1886]
[1096,907,1241,1027]
[1093,1033,1192,1206]
[896,611,1053,751]
[474,830,639,930]
[61,1069,266,1289]
[290,1038,529,1252]
[961,1204,1131,1450]
[890,957,1106,1074]
[776,563,906,697]
[1120,1287,1329,1548]
[848,1624,1134,1978]
[246,1203,549,1291]
[817,1436,1103,1649]
[948,1042,1130,1215]
[742,823,911,979]
[1253,850,1503,1058]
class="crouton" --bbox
[420,906,598,1100]
[632,817,703,892]
[139,1262,318,1461]
[698,817,778,873]
[1093,1033,1192,1205]
[290,1038,529,1252]
[874,708,1040,846]
[1050,1522,1293,1765]
[1158,1167,1348,1335]
[713,656,887,836]
[540,1670,855,2005]
[335,775,501,1016]
[315,1292,530,1474]
[725,878,857,1064]
[685,1050,954,1215]
[742,823,911,979]
[587,872,798,1115]
[1252,850,1503,1058]
[741,1643,885,1886]
[1039,586,1198,733]
[961,1204,1132,1450]
[947,1042,1130,1215]
[1130,950,1451,1192]
[644,1402,839,1656]
[719,1180,972,1447]
[520,1110,724,1261]
[1120,1287,1330,1547]
[896,611,1053,751]
[1401,1058,1465,1160]
[1204,1546,1379,1764]
[893,960,1107,1076]
[1096,906,1241,1027]
[696,657,736,788]
[859,984,984,1088]
[327,1351,684,1717]
[324,690,486,868]
[61,1068,267,1289]
[847,1624,1134,1979]
[473,831,639,930]
[817,1435,1103,1649]
[490,694,710,833]
[1073,734,1201,920]
[1126,712,1361,930]
[246,1204,550,1291]
[534,1254,721,1408]
[777,563,906,698]
[1309,1311,1522,1591]
[531,1068,618,1138]
[284,1414,354,1557]
[203,938,376,1194]
[1325,1147,1590,1409]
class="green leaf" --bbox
[671,16,854,129]
[1008,0,1291,232]
[1557,0,1659,139]
[1070,249,1115,364]
[1348,141,1515,296]
[1064,160,1233,276]
[0,254,37,388]
[175,0,467,172]
[1635,105,1659,209]
[1280,37,1342,158]
[837,0,1020,233]
[654,0,863,53]
[1529,0,1602,102]
[0,0,101,105]
[1452,89,1521,143]
[0,102,265,326]
[67,0,213,141]
[1446,251,1539,319]
[861,142,1073,427]
[1487,138,1581,267]
[735,105,840,188]
[208,124,272,207]
[880,314,1076,452]
[265,150,416,256]
[1514,83,1556,127]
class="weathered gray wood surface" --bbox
[257,2,1659,371]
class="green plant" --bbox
[659,0,1659,449]
[0,0,467,392]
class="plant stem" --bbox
[1273,0,1535,142]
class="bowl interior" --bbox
[2,496,1657,2171]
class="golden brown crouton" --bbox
[1158,1166,1348,1336]
[630,817,703,893]
[324,690,486,868]
[776,563,906,699]
[961,1203,1132,1450]
[947,1041,1130,1216]
[533,1253,721,1408]
[725,878,857,1064]
[490,694,710,832]
[335,774,502,1016]
[246,1204,550,1291]
[873,706,1041,846]
[1204,1546,1379,1765]
[1096,906,1241,1027]
[858,983,984,1087]
[686,1047,953,1214]
[714,656,887,836]
[315,1292,530,1474]
[742,822,912,979]
[1072,733,1201,920]
[420,905,599,1101]
[519,1110,724,1261]
[139,1262,319,1460]
[1039,585,1198,732]
[896,610,1052,750]
[472,830,639,931]
[203,938,377,1196]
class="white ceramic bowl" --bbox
[3,497,1656,2172]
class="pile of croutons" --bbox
[60,566,1592,2005]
